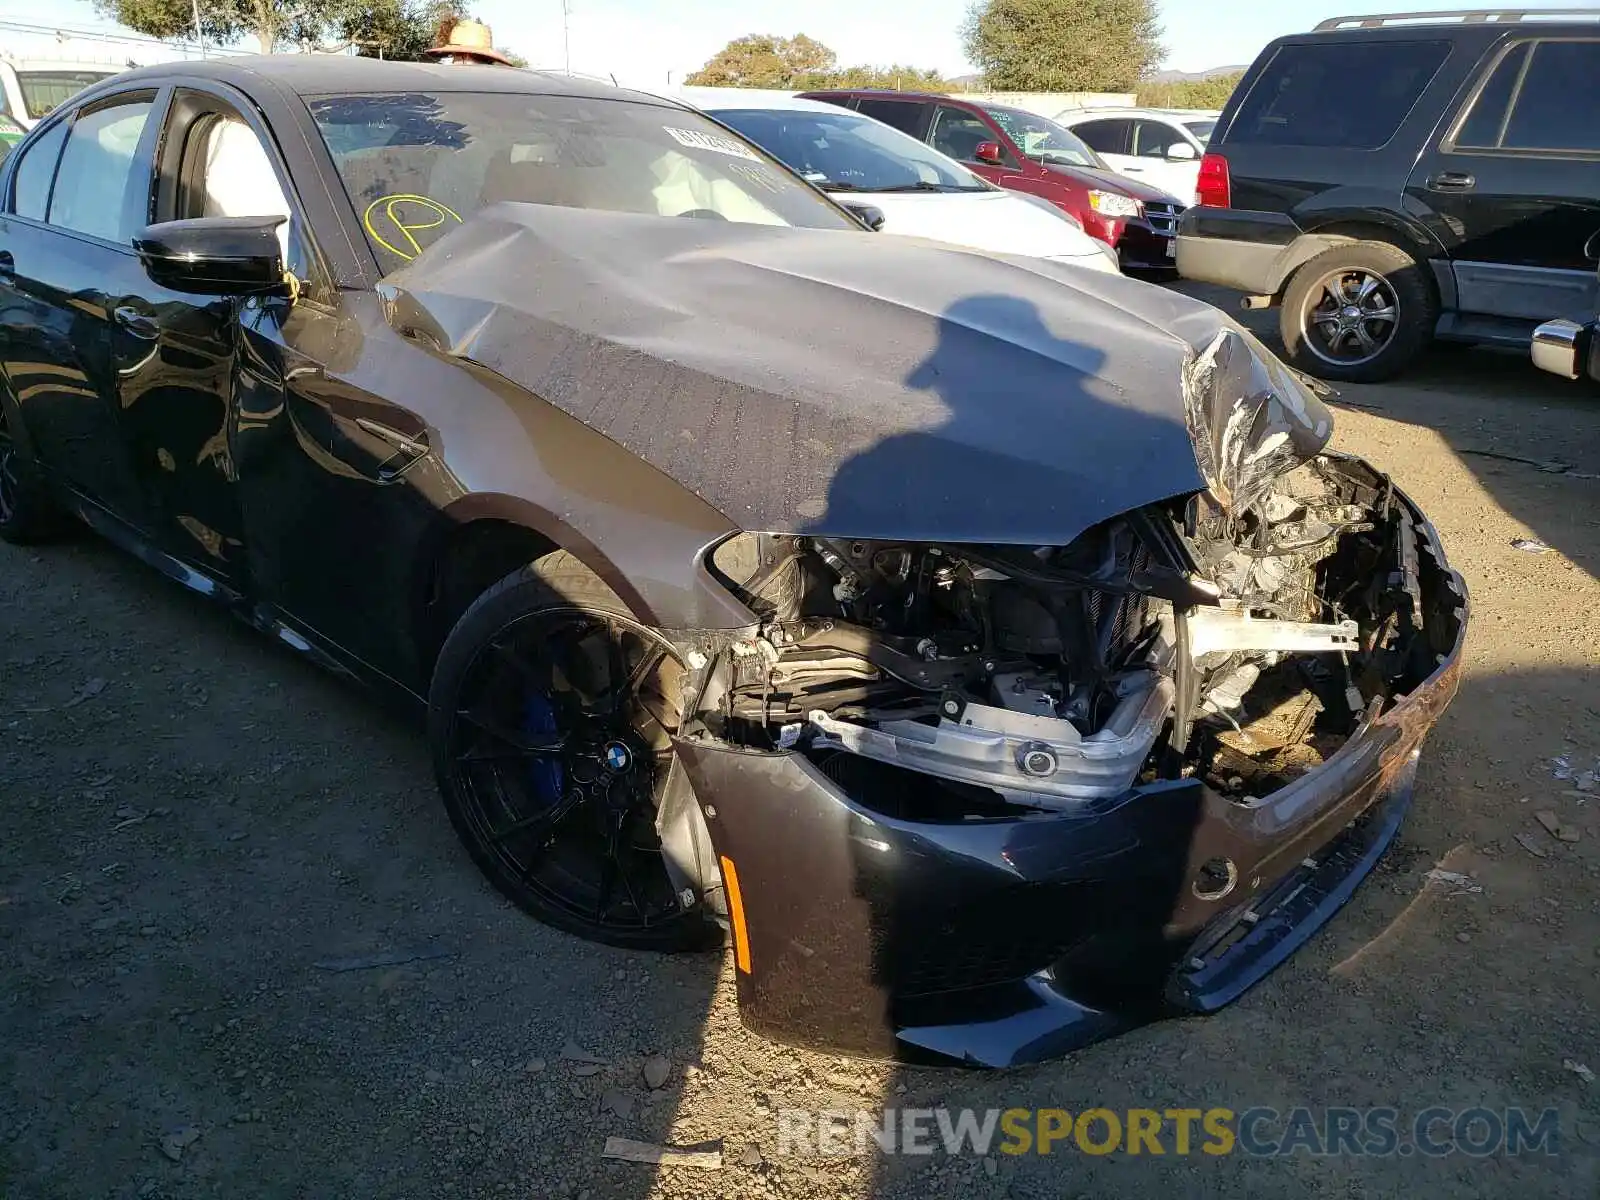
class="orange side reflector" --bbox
[719,854,752,974]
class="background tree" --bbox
[99,0,527,61]
[800,64,955,92]
[684,33,836,87]
[339,0,457,60]
[962,0,1163,91]
[1135,71,1244,109]
[98,0,349,52]
[96,0,246,47]
[686,34,951,91]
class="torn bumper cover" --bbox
[672,485,1466,1068]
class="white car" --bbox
[696,94,1120,274]
[0,59,122,129]
[1056,108,1219,207]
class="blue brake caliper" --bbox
[522,692,564,805]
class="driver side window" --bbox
[929,107,997,164]
[172,102,323,297]
[198,117,290,240]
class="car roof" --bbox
[1059,107,1218,120]
[1275,15,1600,47]
[1311,9,1600,33]
[687,92,854,115]
[107,54,677,106]
[805,89,961,103]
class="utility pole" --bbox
[191,0,205,58]
[562,0,571,74]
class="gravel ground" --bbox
[3,298,1599,1198]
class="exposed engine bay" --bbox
[692,454,1445,813]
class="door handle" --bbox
[1427,171,1475,191]
[353,416,430,481]
[354,417,429,457]
[112,305,160,339]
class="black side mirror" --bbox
[134,216,288,296]
[841,201,886,232]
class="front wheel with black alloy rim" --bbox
[427,551,720,951]
[0,405,67,544]
[1279,241,1438,383]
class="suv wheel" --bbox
[1280,242,1437,383]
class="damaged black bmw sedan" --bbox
[0,58,1467,1066]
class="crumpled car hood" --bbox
[378,203,1332,545]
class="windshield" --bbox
[17,70,117,120]
[709,107,990,194]
[307,91,859,267]
[1183,119,1216,145]
[981,106,1102,168]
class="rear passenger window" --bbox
[48,97,154,243]
[1496,41,1600,153]
[1075,119,1131,155]
[1454,42,1529,148]
[1230,39,1451,149]
[9,118,68,219]
[854,99,926,137]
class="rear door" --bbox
[1408,37,1600,322]
[0,88,163,528]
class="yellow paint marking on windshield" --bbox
[362,194,463,261]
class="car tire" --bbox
[427,550,720,952]
[0,406,68,544]
[1279,241,1437,383]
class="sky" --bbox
[5,0,1599,87]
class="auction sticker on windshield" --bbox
[664,126,763,161]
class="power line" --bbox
[0,15,242,54]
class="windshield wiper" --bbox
[858,181,967,194]
[818,181,867,192]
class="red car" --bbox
[800,89,1186,272]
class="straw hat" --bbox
[424,18,515,66]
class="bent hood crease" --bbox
[378,203,1331,545]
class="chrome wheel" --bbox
[1299,269,1400,367]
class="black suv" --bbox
[1176,9,1600,381]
